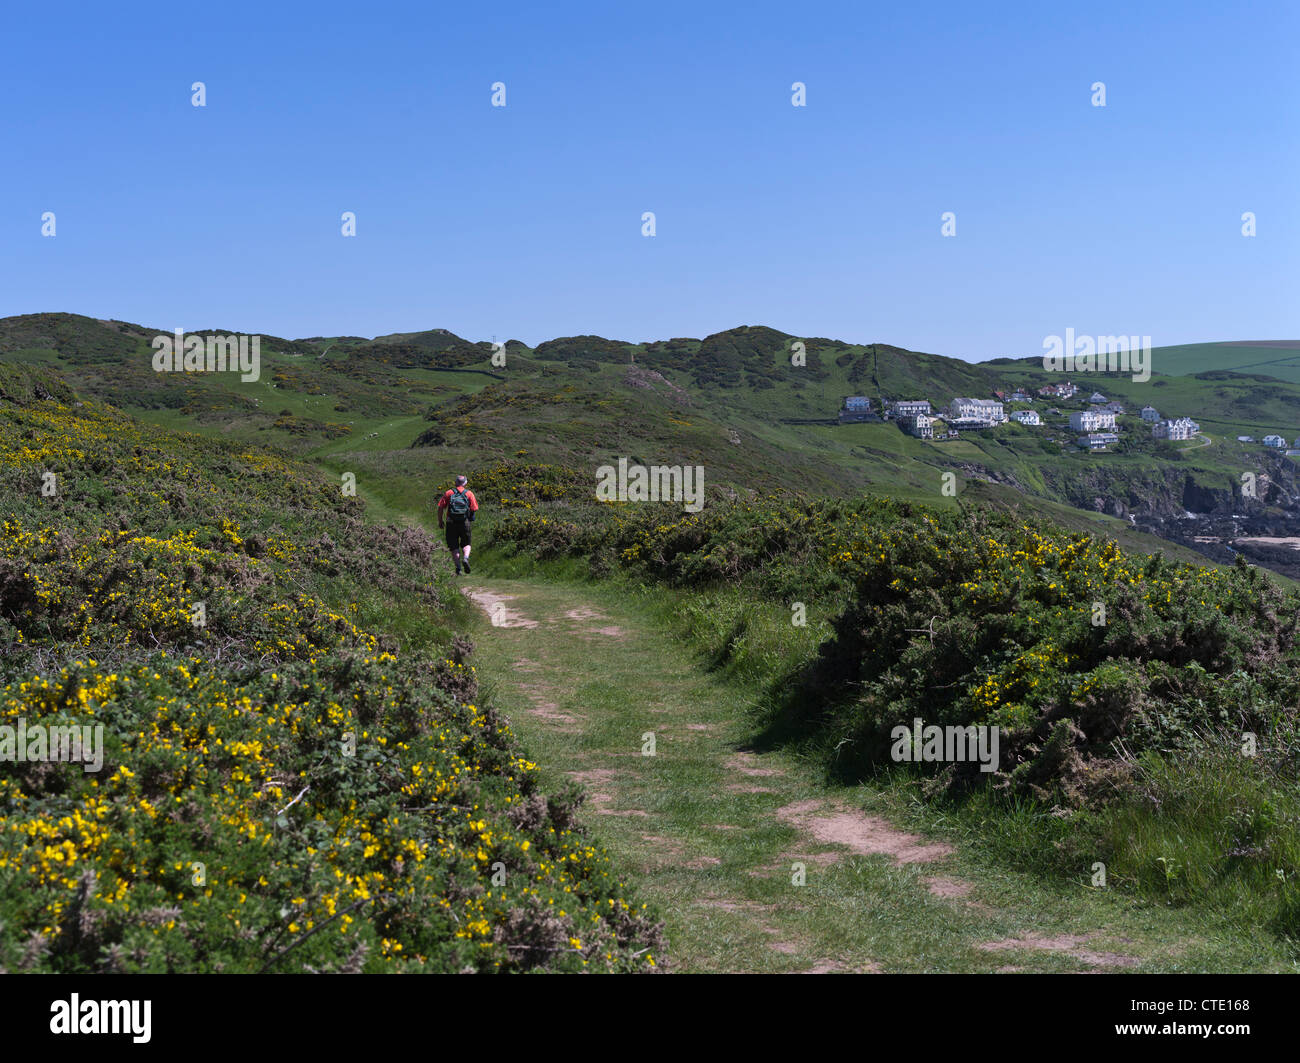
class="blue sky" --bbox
[1,0,1295,360]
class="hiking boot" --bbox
[462,559,471,574]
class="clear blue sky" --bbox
[2,0,1295,360]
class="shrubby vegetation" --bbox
[533,326,832,388]
[486,462,1300,943]
[0,368,663,972]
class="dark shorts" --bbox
[445,520,471,551]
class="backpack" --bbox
[446,487,471,521]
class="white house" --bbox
[1263,434,1288,448]
[888,399,932,419]
[1077,432,1120,450]
[1070,410,1117,432]
[900,413,935,439]
[948,397,1005,424]
[1141,405,1160,423]
[844,396,871,411]
[1010,410,1040,425]
[1238,435,1255,443]
[1154,418,1200,441]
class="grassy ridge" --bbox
[0,365,663,972]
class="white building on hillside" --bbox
[888,399,932,419]
[1070,409,1117,432]
[1153,418,1200,441]
[900,413,935,439]
[1141,405,1160,423]
[948,397,1005,424]
[1010,410,1040,425]
[1263,434,1288,448]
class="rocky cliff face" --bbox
[1039,455,1300,578]
[1044,456,1300,520]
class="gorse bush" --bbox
[492,483,1300,797]
[0,374,663,972]
[489,470,1300,942]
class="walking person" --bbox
[437,474,479,574]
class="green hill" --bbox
[7,320,1300,973]
[5,313,1300,581]
[1148,341,1300,384]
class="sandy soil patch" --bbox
[802,960,881,974]
[776,800,954,864]
[923,876,974,899]
[464,589,539,628]
[749,851,839,878]
[683,856,721,869]
[567,768,616,803]
[558,605,627,639]
[517,682,580,729]
[524,701,579,727]
[566,768,651,817]
[976,932,1139,968]
[640,834,684,852]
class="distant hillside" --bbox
[1145,341,1300,384]
[985,341,1300,387]
[5,312,1300,579]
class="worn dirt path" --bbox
[462,576,1201,973]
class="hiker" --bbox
[437,474,479,574]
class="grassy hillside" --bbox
[6,312,1300,586]
[0,364,663,972]
[8,314,1300,971]
[1150,341,1300,385]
